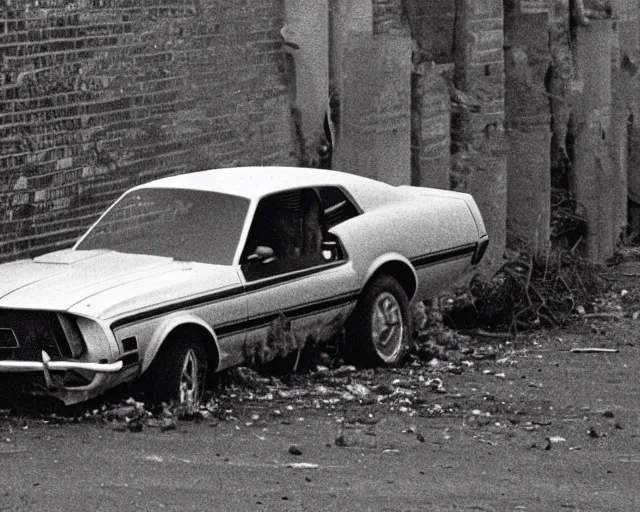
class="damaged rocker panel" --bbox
[215,290,360,339]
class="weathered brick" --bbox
[0,0,295,261]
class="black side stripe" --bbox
[110,285,245,329]
[410,243,476,269]
[243,260,347,292]
[111,262,350,330]
[216,291,360,337]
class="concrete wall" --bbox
[0,0,293,261]
[4,0,634,268]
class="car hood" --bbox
[0,249,241,319]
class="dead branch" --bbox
[470,329,512,340]
[570,236,583,253]
[543,244,551,282]
[556,273,572,296]
[573,268,587,293]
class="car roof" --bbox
[135,166,391,200]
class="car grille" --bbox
[0,309,73,361]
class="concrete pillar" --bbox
[281,0,329,159]
[628,126,640,236]
[631,0,640,238]
[329,0,372,169]
[337,34,412,185]
[329,0,372,88]
[548,0,575,177]
[399,1,455,189]
[573,20,616,261]
[506,129,551,250]
[610,0,640,237]
[452,0,507,273]
[412,66,451,189]
[504,6,551,256]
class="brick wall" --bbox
[0,0,293,261]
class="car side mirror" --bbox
[321,240,338,261]
[247,245,275,264]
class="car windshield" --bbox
[76,188,249,265]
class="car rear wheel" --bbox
[346,274,410,367]
[142,338,208,406]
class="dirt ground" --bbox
[3,263,640,511]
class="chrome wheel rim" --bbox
[371,292,403,362]
[179,349,201,405]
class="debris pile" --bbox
[216,363,459,418]
[438,247,608,334]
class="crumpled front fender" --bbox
[141,313,219,374]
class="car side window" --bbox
[315,186,360,229]
[241,189,332,281]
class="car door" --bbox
[238,187,359,366]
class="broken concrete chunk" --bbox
[288,445,302,456]
[332,365,357,376]
[346,383,370,398]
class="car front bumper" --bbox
[0,352,123,373]
[0,350,127,405]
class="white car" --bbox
[0,167,488,406]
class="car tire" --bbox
[142,338,208,406]
[346,274,410,367]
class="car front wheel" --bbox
[143,338,208,406]
[346,274,410,367]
